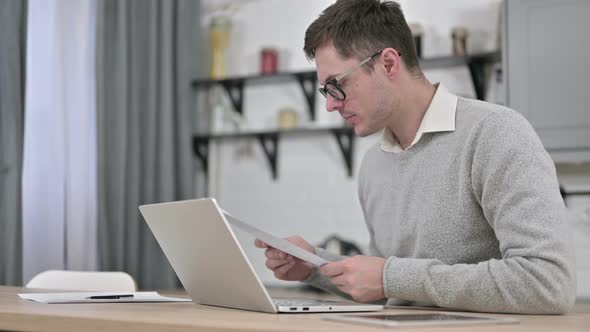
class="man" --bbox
[255,0,576,314]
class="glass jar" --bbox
[260,48,278,75]
[278,108,297,129]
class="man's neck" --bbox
[387,78,437,150]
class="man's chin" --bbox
[354,125,381,138]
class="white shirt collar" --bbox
[381,83,458,153]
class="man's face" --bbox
[315,44,393,137]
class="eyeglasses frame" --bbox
[318,49,388,101]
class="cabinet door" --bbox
[504,0,590,155]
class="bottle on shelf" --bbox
[209,16,231,79]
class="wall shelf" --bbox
[192,71,318,120]
[191,51,500,116]
[192,126,355,180]
[191,51,500,180]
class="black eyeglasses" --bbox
[318,49,388,101]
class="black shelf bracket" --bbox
[192,137,210,173]
[256,133,279,180]
[331,128,355,177]
[294,72,318,121]
[467,55,495,101]
[192,126,356,181]
[220,79,245,115]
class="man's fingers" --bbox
[254,239,268,248]
[265,258,291,270]
[274,260,296,278]
[264,248,289,259]
[319,261,345,277]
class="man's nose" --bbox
[325,94,344,112]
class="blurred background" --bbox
[1,0,589,299]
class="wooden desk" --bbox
[1,286,589,332]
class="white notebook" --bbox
[18,291,192,304]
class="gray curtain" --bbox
[0,0,26,286]
[96,0,203,290]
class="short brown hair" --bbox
[304,0,421,75]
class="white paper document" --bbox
[18,291,192,304]
[222,210,331,267]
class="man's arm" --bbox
[382,111,576,314]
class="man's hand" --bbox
[319,256,386,303]
[254,236,314,282]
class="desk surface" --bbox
[1,286,589,332]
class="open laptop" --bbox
[139,198,383,313]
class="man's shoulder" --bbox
[456,97,546,160]
[456,97,521,123]
[455,97,531,135]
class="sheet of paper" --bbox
[18,291,192,304]
[221,210,331,266]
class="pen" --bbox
[86,294,134,300]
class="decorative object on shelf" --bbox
[451,26,469,56]
[205,1,257,79]
[209,15,232,79]
[260,47,279,75]
[408,22,424,58]
[278,107,297,129]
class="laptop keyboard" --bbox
[273,299,321,306]
[273,298,341,306]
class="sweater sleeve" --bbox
[383,110,577,314]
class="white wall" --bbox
[197,0,590,296]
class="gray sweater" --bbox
[306,98,576,314]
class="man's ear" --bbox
[381,48,401,77]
